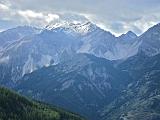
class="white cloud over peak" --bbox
[18,10,43,19]
[17,10,60,26]
[0,3,9,11]
[45,14,59,23]
[0,0,160,36]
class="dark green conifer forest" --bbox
[0,87,85,120]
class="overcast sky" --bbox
[0,0,160,36]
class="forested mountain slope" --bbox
[0,87,85,120]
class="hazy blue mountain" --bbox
[15,53,131,120]
[138,23,160,56]
[118,31,137,44]
[0,26,40,49]
[101,52,160,120]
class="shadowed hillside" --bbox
[0,87,85,120]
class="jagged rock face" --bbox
[0,28,81,85]
[1,21,160,88]
[77,25,140,60]
[0,21,140,85]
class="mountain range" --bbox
[0,21,140,85]
[0,20,160,120]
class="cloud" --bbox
[45,14,59,23]
[0,3,9,10]
[0,0,160,35]
[17,10,60,26]
[18,10,43,19]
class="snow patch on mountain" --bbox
[46,21,96,35]
[0,56,9,63]
[61,80,74,91]
[38,54,53,67]
[22,54,36,76]
[78,43,91,53]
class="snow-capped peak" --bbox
[45,21,97,35]
[68,22,97,34]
